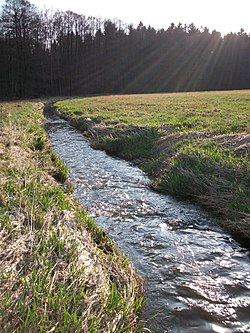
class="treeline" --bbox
[0,0,250,98]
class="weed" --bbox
[32,135,46,151]
[52,159,69,183]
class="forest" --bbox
[0,0,250,98]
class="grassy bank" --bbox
[0,101,144,332]
[54,90,250,247]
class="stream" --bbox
[45,116,250,333]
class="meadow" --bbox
[0,102,144,332]
[54,90,250,246]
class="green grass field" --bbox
[55,90,249,132]
[54,90,250,246]
[0,102,144,332]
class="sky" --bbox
[0,0,249,35]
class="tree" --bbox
[0,0,40,97]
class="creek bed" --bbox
[46,116,250,333]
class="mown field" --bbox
[0,102,144,332]
[54,90,250,246]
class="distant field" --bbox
[55,90,250,133]
[54,90,250,246]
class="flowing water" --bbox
[45,116,250,333]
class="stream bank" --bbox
[0,101,144,333]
